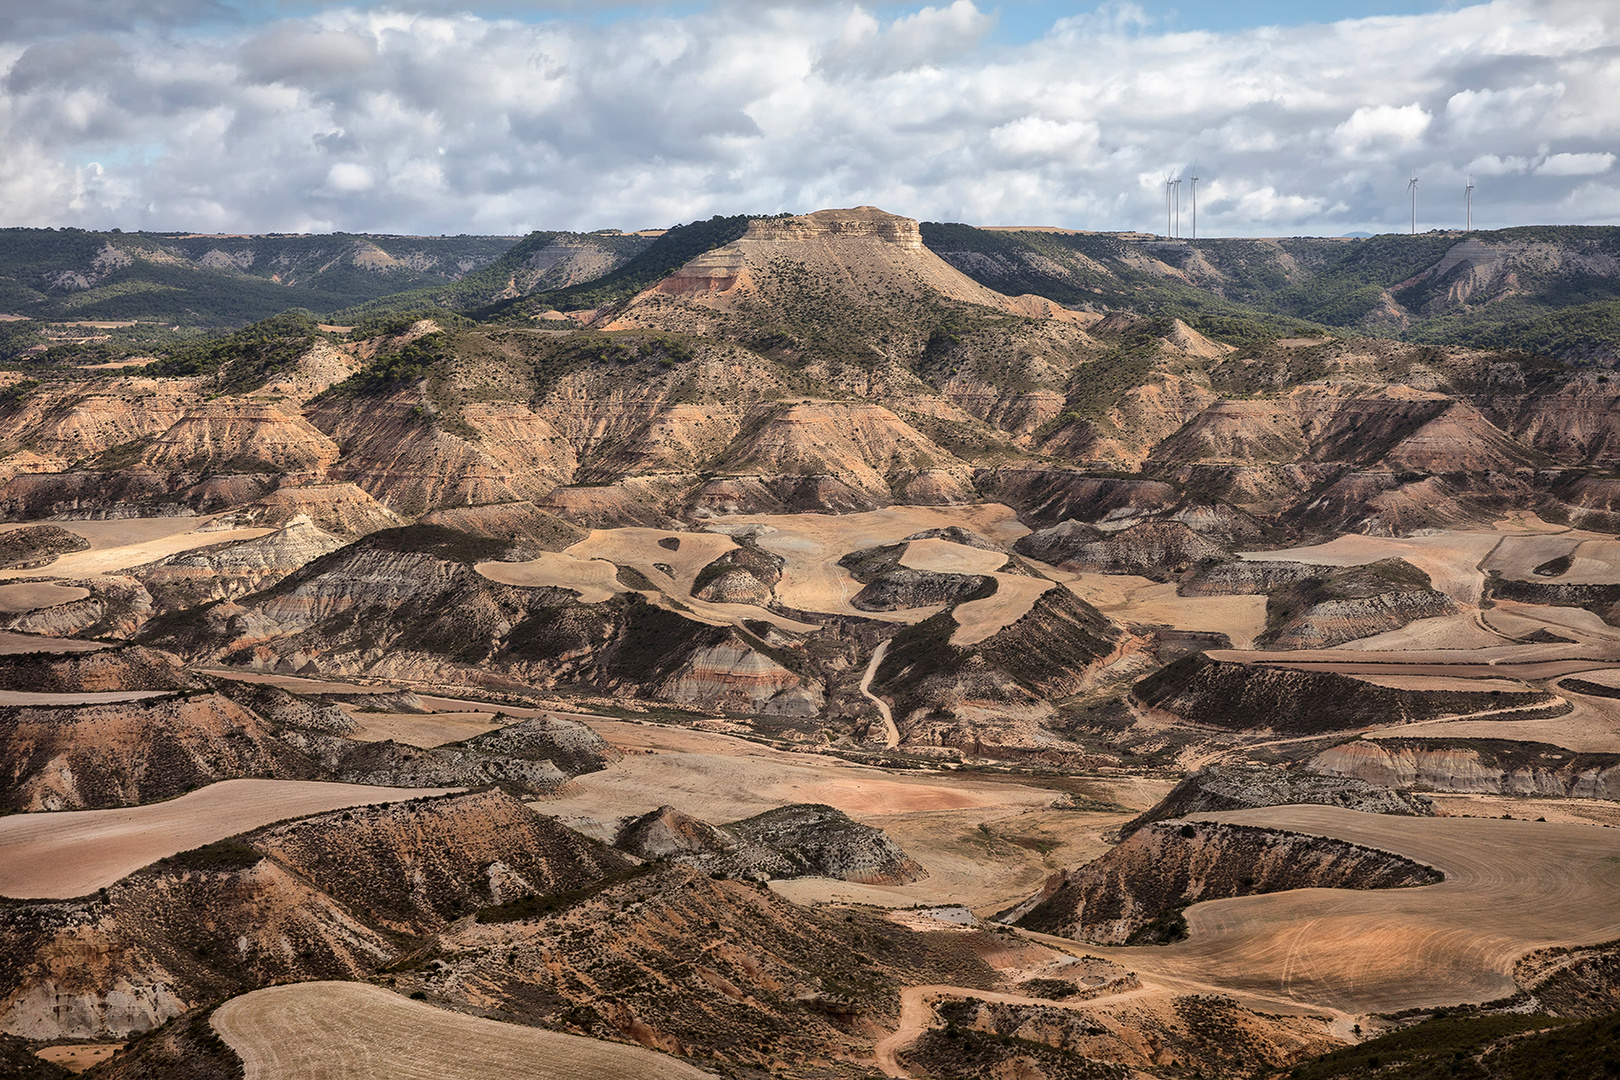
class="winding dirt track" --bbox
[1084,806,1620,1014]
[0,780,458,899]
[212,982,717,1080]
[860,639,899,747]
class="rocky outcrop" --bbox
[453,715,620,776]
[1309,739,1620,799]
[1178,560,1319,596]
[691,543,783,604]
[251,791,630,933]
[1015,821,1441,944]
[721,402,961,500]
[838,541,992,611]
[725,803,925,885]
[0,693,321,811]
[296,737,573,797]
[1120,764,1435,838]
[140,403,341,475]
[0,526,89,570]
[131,516,350,613]
[419,501,585,553]
[292,714,619,799]
[1,575,155,639]
[205,481,404,536]
[0,645,196,693]
[1133,654,1555,734]
[309,393,577,516]
[974,468,1179,529]
[1015,519,1226,579]
[616,803,923,884]
[876,585,1122,751]
[1261,589,1461,650]
[651,636,823,717]
[0,791,628,1040]
[615,805,787,879]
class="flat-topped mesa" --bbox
[743,206,924,249]
[649,206,972,303]
[652,209,917,296]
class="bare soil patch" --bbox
[0,582,89,612]
[0,524,273,581]
[34,1042,123,1073]
[0,779,458,899]
[952,575,1053,646]
[1338,613,1512,651]
[347,709,507,747]
[1083,806,1620,1015]
[0,631,107,655]
[212,981,716,1080]
[716,504,1027,621]
[899,538,1006,576]
[1240,531,1502,605]
[474,551,622,602]
[1059,571,1267,648]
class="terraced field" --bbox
[211,982,718,1080]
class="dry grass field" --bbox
[1094,806,1620,1014]
[952,574,1053,646]
[0,689,165,706]
[474,551,623,602]
[211,982,718,1080]
[34,1042,123,1073]
[0,521,273,581]
[0,779,457,899]
[1239,531,1504,604]
[567,526,738,590]
[717,503,1029,620]
[480,526,822,632]
[1059,571,1268,648]
[541,718,1158,913]
[0,582,89,612]
[0,631,106,654]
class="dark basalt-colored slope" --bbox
[1119,764,1435,839]
[1132,653,1555,734]
[1016,820,1442,945]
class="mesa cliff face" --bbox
[1310,739,1620,798]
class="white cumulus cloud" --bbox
[0,0,1615,236]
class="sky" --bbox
[0,0,1615,237]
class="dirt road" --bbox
[860,639,899,747]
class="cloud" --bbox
[0,0,1617,236]
[1536,151,1615,176]
[1334,105,1433,155]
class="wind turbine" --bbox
[1173,178,1182,238]
[1466,175,1474,232]
[1165,177,1174,238]
[1408,174,1418,235]
[1190,176,1199,239]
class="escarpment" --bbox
[1310,739,1620,799]
[1120,764,1435,838]
[1014,821,1442,944]
[1133,654,1554,734]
